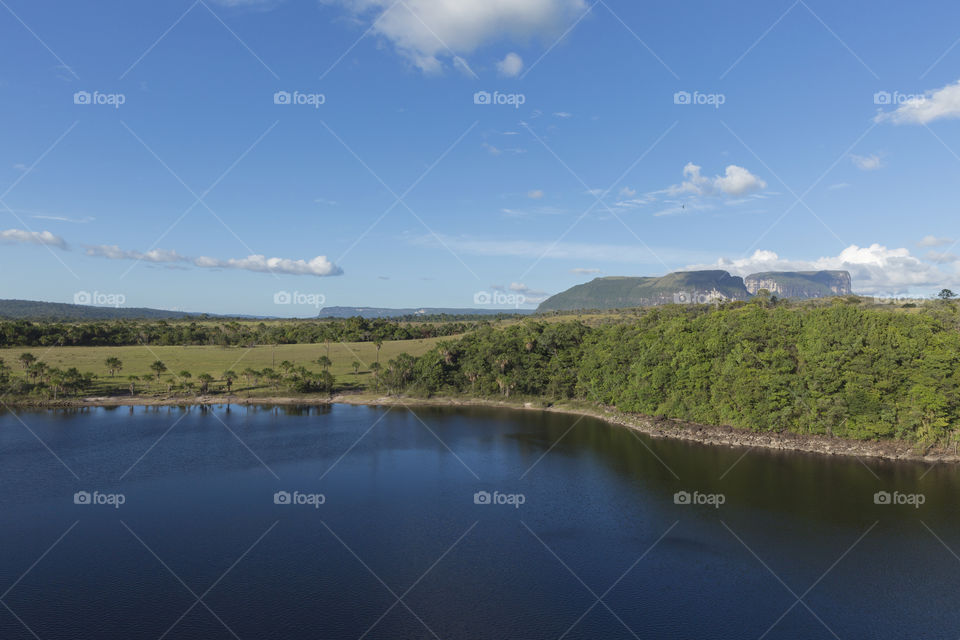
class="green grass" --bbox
[0,337,447,397]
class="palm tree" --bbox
[128,375,139,395]
[18,353,36,370]
[316,356,332,372]
[197,373,214,394]
[150,360,167,381]
[370,361,381,391]
[352,361,361,376]
[104,357,123,377]
[374,338,383,365]
[222,370,237,393]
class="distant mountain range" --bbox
[538,270,852,312]
[0,300,535,321]
[0,300,209,321]
[317,306,534,319]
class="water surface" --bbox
[0,404,956,639]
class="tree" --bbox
[128,375,139,395]
[370,361,382,391]
[105,357,123,377]
[352,360,361,376]
[375,338,383,364]
[938,288,956,300]
[197,373,214,394]
[18,353,36,370]
[150,360,167,381]
[222,370,237,393]
[316,356,332,372]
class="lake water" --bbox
[0,404,957,639]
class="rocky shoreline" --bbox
[5,392,957,465]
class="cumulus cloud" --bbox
[875,79,960,125]
[85,244,343,277]
[0,228,67,249]
[666,163,767,197]
[496,52,524,77]
[850,153,883,171]
[328,0,587,73]
[685,244,956,295]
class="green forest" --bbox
[0,316,477,347]
[389,299,960,444]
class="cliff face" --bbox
[743,271,852,299]
[538,269,855,312]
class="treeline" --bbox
[0,317,476,348]
[392,300,960,443]
[0,354,340,400]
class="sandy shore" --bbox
[7,392,957,465]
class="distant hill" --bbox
[318,306,534,319]
[0,299,208,321]
[537,270,853,312]
[744,271,852,298]
[538,271,751,312]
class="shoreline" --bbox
[5,393,957,465]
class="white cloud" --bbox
[875,79,960,125]
[685,244,955,295]
[827,182,851,190]
[329,0,587,73]
[553,111,572,118]
[527,189,544,199]
[850,153,883,171]
[496,52,524,77]
[30,214,94,224]
[918,235,953,248]
[711,165,768,196]
[0,228,66,248]
[570,267,602,274]
[619,187,636,198]
[666,163,767,197]
[85,245,343,277]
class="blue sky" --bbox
[2,0,960,315]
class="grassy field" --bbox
[0,337,447,396]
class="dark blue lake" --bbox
[1,404,957,639]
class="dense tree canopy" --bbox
[394,301,960,444]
